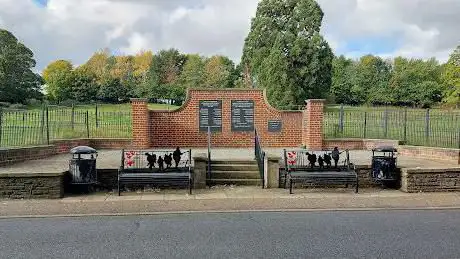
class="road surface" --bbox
[1,210,460,258]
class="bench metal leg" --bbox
[355,177,359,193]
[289,179,293,194]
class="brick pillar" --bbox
[131,98,150,149]
[302,99,325,151]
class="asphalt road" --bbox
[1,210,460,259]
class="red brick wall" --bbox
[131,98,150,149]
[304,100,325,150]
[149,89,303,148]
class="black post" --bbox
[95,103,99,128]
[40,107,45,143]
[207,126,211,180]
[71,104,75,130]
[254,129,257,159]
[363,111,367,139]
[339,104,344,134]
[46,106,50,145]
[86,111,90,138]
[0,108,3,147]
[457,113,460,150]
[403,108,407,143]
[22,113,25,144]
[384,109,389,138]
[425,109,430,145]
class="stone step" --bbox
[211,160,257,165]
[208,179,262,186]
[210,164,259,171]
[211,171,261,179]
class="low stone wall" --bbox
[0,172,64,199]
[323,139,400,150]
[0,145,56,166]
[96,169,118,191]
[0,138,132,167]
[398,145,460,164]
[401,167,460,193]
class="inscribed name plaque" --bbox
[268,120,282,132]
[231,100,254,132]
[199,100,222,132]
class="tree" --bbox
[330,55,357,104]
[179,54,205,90]
[82,49,112,83]
[133,51,153,93]
[42,60,74,101]
[442,45,460,107]
[242,0,333,109]
[203,56,232,88]
[0,29,43,104]
[110,55,135,99]
[356,55,392,105]
[141,49,186,102]
[390,57,442,107]
[71,67,98,103]
[98,76,124,103]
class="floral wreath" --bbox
[286,151,297,165]
[124,151,136,168]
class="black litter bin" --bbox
[371,146,398,184]
[69,146,98,186]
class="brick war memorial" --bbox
[1,88,460,199]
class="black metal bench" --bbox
[283,149,358,194]
[118,149,193,195]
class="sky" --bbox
[0,0,459,72]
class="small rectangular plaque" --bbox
[268,120,282,132]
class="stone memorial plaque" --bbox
[268,120,282,132]
[199,100,222,132]
[231,100,254,132]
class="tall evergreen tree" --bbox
[242,0,333,109]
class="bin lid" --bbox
[372,146,397,152]
[70,146,97,154]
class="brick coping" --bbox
[148,88,303,114]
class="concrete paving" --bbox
[1,148,458,175]
[2,186,460,217]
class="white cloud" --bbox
[0,0,458,72]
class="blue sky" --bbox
[33,0,47,7]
